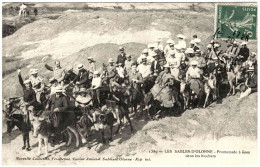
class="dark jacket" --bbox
[117,53,127,66]
[72,69,90,88]
[248,73,257,89]
[237,47,250,62]
[47,94,68,113]
[18,74,41,110]
[151,60,162,74]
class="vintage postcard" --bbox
[1,2,258,166]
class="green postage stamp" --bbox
[216,4,257,40]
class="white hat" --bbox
[49,77,57,83]
[119,46,124,51]
[77,64,84,70]
[212,57,219,60]
[190,60,198,66]
[163,63,171,68]
[141,55,147,60]
[24,79,31,84]
[29,69,38,75]
[108,58,114,63]
[169,50,175,56]
[247,67,255,72]
[156,38,161,42]
[55,86,63,93]
[169,43,175,46]
[214,43,220,48]
[190,40,195,44]
[251,52,256,57]
[185,48,194,54]
[194,38,201,43]
[241,41,247,45]
[195,50,201,54]
[166,39,175,44]
[148,44,155,48]
[177,34,185,39]
[233,41,239,45]
[126,54,131,58]
[142,49,148,53]
[151,52,158,57]
[175,45,181,50]
[210,40,214,44]
[93,71,99,75]
[87,56,93,60]
[207,44,212,48]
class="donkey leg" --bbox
[22,133,26,150]
[37,138,42,156]
[101,130,106,143]
[125,113,134,132]
[115,120,122,134]
[109,126,113,141]
[66,130,73,146]
[26,133,31,151]
[67,126,80,148]
[203,93,209,108]
[44,137,48,157]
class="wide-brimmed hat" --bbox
[177,34,185,39]
[142,49,148,54]
[195,50,201,54]
[163,63,171,68]
[49,77,57,83]
[55,87,63,93]
[247,67,255,72]
[119,46,125,51]
[87,56,94,60]
[93,71,100,75]
[24,79,31,84]
[241,41,247,46]
[190,60,198,66]
[148,44,155,48]
[190,40,195,44]
[207,44,212,48]
[166,39,175,44]
[79,87,88,93]
[214,43,220,48]
[251,52,256,57]
[108,58,114,63]
[185,48,194,54]
[194,38,201,43]
[77,64,84,70]
[29,69,38,75]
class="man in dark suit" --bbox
[150,53,162,76]
[72,64,90,88]
[116,46,127,67]
[247,67,257,93]
[237,42,250,62]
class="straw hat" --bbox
[77,64,84,70]
[29,69,38,75]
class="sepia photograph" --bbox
[1,1,258,166]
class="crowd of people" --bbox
[16,34,257,128]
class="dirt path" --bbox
[2,93,257,165]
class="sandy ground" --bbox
[2,92,257,166]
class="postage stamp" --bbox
[216,4,257,40]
